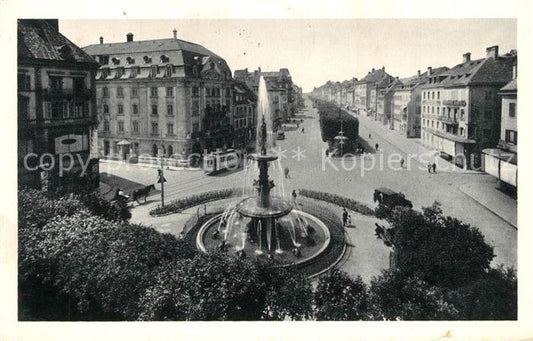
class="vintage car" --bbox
[276,132,286,140]
[373,187,413,209]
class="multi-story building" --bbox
[354,67,395,118]
[18,19,100,191]
[83,30,235,162]
[420,46,516,169]
[391,67,449,137]
[376,77,402,126]
[234,68,295,129]
[232,81,257,149]
[483,63,517,190]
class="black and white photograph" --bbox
[2,1,532,340]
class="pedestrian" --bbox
[301,127,305,133]
[427,162,432,173]
[369,133,372,139]
[342,207,348,226]
[400,157,405,168]
[375,143,379,151]
[284,166,290,178]
[432,162,437,174]
[292,189,297,200]
[325,149,329,157]
[373,190,379,203]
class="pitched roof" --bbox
[500,78,517,92]
[360,68,393,84]
[18,19,97,65]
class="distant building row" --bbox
[311,46,517,180]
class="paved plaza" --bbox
[102,97,517,277]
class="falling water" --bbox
[266,218,272,251]
[255,220,263,255]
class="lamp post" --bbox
[158,138,166,207]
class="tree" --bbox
[313,270,369,320]
[448,266,517,320]
[384,202,495,289]
[369,269,458,320]
[138,253,314,321]
[19,212,196,320]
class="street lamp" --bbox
[158,137,167,207]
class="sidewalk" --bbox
[459,176,517,228]
[348,111,478,174]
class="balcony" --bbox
[443,100,466,107]
[440,115,458,125]
[42,88,93,100]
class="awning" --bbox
[117,140,131,146]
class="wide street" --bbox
[101,97,517,271]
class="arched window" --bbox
[111,57,120,65]
[143,56,152,64]
[160,55,169,63]
[126,57,135,65]
[167,145,173,157]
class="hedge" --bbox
[298,189,375,216]
[149,188,241,216]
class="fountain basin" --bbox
[196,210,331,267]
[236,196,293,219]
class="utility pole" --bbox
[158,139,166,207]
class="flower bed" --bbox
[298,189,375,216]
[149,188,241,216]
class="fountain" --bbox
[195,75,332,268]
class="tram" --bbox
[203,149,241,174]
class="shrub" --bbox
[150,188,240,216]
[298,189,375,216]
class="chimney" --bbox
[417,70,421,77]
[382,66,385,71]
[371,68,375,72]
[427,66,432,76]
[512,64,517,79]
[463,52,471,63]
[126,32,134,42]
[173,29,177,39]
[99,36,104,44]
[486,45,499,59]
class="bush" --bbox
[150,188,240,216]
[298,189,375,216]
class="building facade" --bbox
[391,67,449,137]
[377,77,401,126]
[354,67,394,118]
[83,31,236,163]
[18,19,100,191]
[421,46,516,169]
[232,81,257,149]
[483,64,517,189]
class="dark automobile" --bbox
[373,187,413,209]
[276,132,286,140]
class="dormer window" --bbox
[126,57,135,65]
[160,55,169,63]
[143,56,152,64]
[111,57,120,65]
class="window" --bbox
[460,127,464,136]
[167,123,174,135]
[505,130,517,145]
[117,87,124,98]
[151,104,158,116]
[167,104,173,116]
[151,122,159,135]
[133,104,138,115]
[437,107,440,115]
[151,87,158,98]
[151,65,158,77]
[50,76,63,92]
[18,95,29,119]
[166,87,173,97]
[226,87,231,97]
[423,92,426,99]
[103,87,109,98]
[509,103,516,117]
[431,107,434,114]
[192,100,199,116]
[192,86,199,97]
[132,121,139,133]
[103,120,110,132]
[18,73,31,91]
[165,64,172,77]
[437,91,440,99]
[460,109,465,120]
[431,92,434,99]
[118,121,124,132]
[131,87,138,98]
[103,104,109,114]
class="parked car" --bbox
[276,132,286,140]
[373,187,413,209]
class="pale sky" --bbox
[59,19,516,92]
